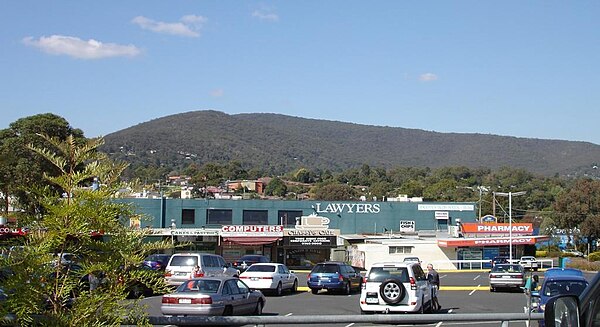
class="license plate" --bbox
[176,272,187,276]
[178,298,191,304]
[503,276,511,278]
[366,297,379,304]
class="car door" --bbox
[234,279,256,314]
[344,264,359,289]
[413,265,431,304]
[223,279,246,314]
[278,265,292,289]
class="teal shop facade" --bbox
[119,198,477,267]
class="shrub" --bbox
[536,250,547,257]
[566,257,600,271]
[588,252,600,262]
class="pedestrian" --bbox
[524,274,539,295]
[191,265,201,278]
[427,263,441,311]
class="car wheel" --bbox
[254,300,263,315]
[344,281,351,295]
[379,279,405,305]
[291,280,298,293]
[223,305,233,316]
[276,282,283,296]
[311,288,318,294]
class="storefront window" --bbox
[242,210,268,225]
[278,210,302,227]
[207,209,232,225]
[286,248,329,268]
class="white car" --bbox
[519,256,539,271]
[359,262,434,314]
[239,263,298,296]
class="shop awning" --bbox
[437,235,550,247]
[223,237,282,245]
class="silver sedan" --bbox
[161,276,266,316]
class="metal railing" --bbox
[137,312,544,326]
[434,259,554,270]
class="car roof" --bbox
[370,262,413,268]
[544,268,584,278]
[249,263,280,266]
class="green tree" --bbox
[553,179,600,248]
[264,177,287,197]
[0,114,85,215]
[314,183,357,201]
[0,135,170,326]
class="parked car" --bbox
[164,253,239,287]
[161,276,266,316]
[489,263,525,292]
[531,267,589,326]
[231,255,270,273]
[307,261,362,295]
[239,263,298,296]
[519,256,539,271]
[359,262,433,314]
[491,256,509,268]
[542,271,599,327]
[561,249,585,257]
[143,254,172,271]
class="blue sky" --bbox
[2,1,600,144]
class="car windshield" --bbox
[312,264,339,273]
[543,281,588,297]
[246,265,276,272]
[177,279,222,293]
[492,264,523,273]
[170,256,198,266]
[367,267,409,283]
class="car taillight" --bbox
[362,277,367,289]
[192,297,212,304]
[262,276,273,279]
[516,274,523,278]
[239,276,249,279]
[489,274,496,278]
[338,274,344,281]
[162,296,177,304]
[164,270,172,277]
[409,277,416,290]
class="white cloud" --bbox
[210,89,224,97]
[419,73,439,82]
[22,35,141,59]
[132,15,207,37]
[252,9,279,22]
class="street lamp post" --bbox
[494,191,526,262]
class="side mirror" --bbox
[543,295,580,327]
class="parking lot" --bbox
[137,270,599,326]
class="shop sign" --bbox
[435,211,449,220]
[0,226,28,236]
[437,236,538,247]
[285,229,339,236]
[314,202,381,214]
[481,215,497,223]
[418,204,475,211]
[295,214,330,229]
[150,228,219,236]
[221,225,284,237]
[399,220,415,233]
[284,236,337,247]
[460,223,533,234]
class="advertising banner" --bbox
[221,225,284,237]
[460,223,533,234]
[283,236,337,247]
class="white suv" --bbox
[359,262,434,314]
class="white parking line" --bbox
[440,274,447,279]
[345,323,355,327]
[474,275,480,281]
[469,285,480,296]
[435,322,443,327]
[285,313,293,316]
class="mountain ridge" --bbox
[101,110,600,176]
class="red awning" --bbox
[437,235,549,247]
[223,237,282,246]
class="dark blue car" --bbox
[307,262,362,295]
[531,268,588,326]
[143,254,172,271]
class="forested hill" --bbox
[101,110,600,176]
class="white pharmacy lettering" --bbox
[315,203,380,214]
[476,225,531,233]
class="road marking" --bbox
[435,322,443,327]
[448,309,453,313]
[473,275,480,281]
[285,313,293,316]
[468,285,480,296]
[345,324,355,327]
[441,286,488,291]
[440,274,447,279]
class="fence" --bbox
[436,259,554,270]
[137,312,544,326]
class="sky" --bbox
[2,1,600,144]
